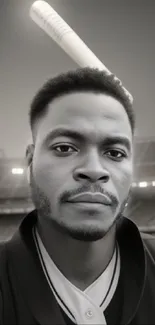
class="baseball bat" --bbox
[30,0,133,102]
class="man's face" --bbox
[30,92,133,241]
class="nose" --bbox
[73,150,110,183]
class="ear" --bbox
[25,144,34,166]
[25,144,34,184]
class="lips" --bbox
[67,192,112,206]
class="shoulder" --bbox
[0,241,9,276]
[0,241,7,261]
[0,240,17,324]
[141,232,155,262]
[0,242,7,322]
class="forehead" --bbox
[36,92,132,141]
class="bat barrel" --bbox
[30,0,133,103]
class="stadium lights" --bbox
[132,181,155,188]
[12,168,24,175]
[138,181,148,188]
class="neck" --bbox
[37,219,116,291]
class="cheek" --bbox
[32,153,70,195]
[111,162,133,200]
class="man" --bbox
[0,67,155,325]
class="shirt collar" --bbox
[33,226,120,324]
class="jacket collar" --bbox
[116,217,146,324]
[7,210,65,325]
[6,210,146,325]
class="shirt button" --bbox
[85,309,93,318]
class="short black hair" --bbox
[29,67,135,136]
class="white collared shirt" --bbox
[33,227,120,324]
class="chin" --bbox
[67,230,106,242]
[53,218,113,242]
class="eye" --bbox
[52,144,77,154]
[105,149,127,161]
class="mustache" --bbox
[60,184,119,207]
[30,168,120,209]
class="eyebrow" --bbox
[44,127,132,152]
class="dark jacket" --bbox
[0,210,155,325]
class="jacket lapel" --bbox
[116,217,146,324]
[6,211,66,325]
